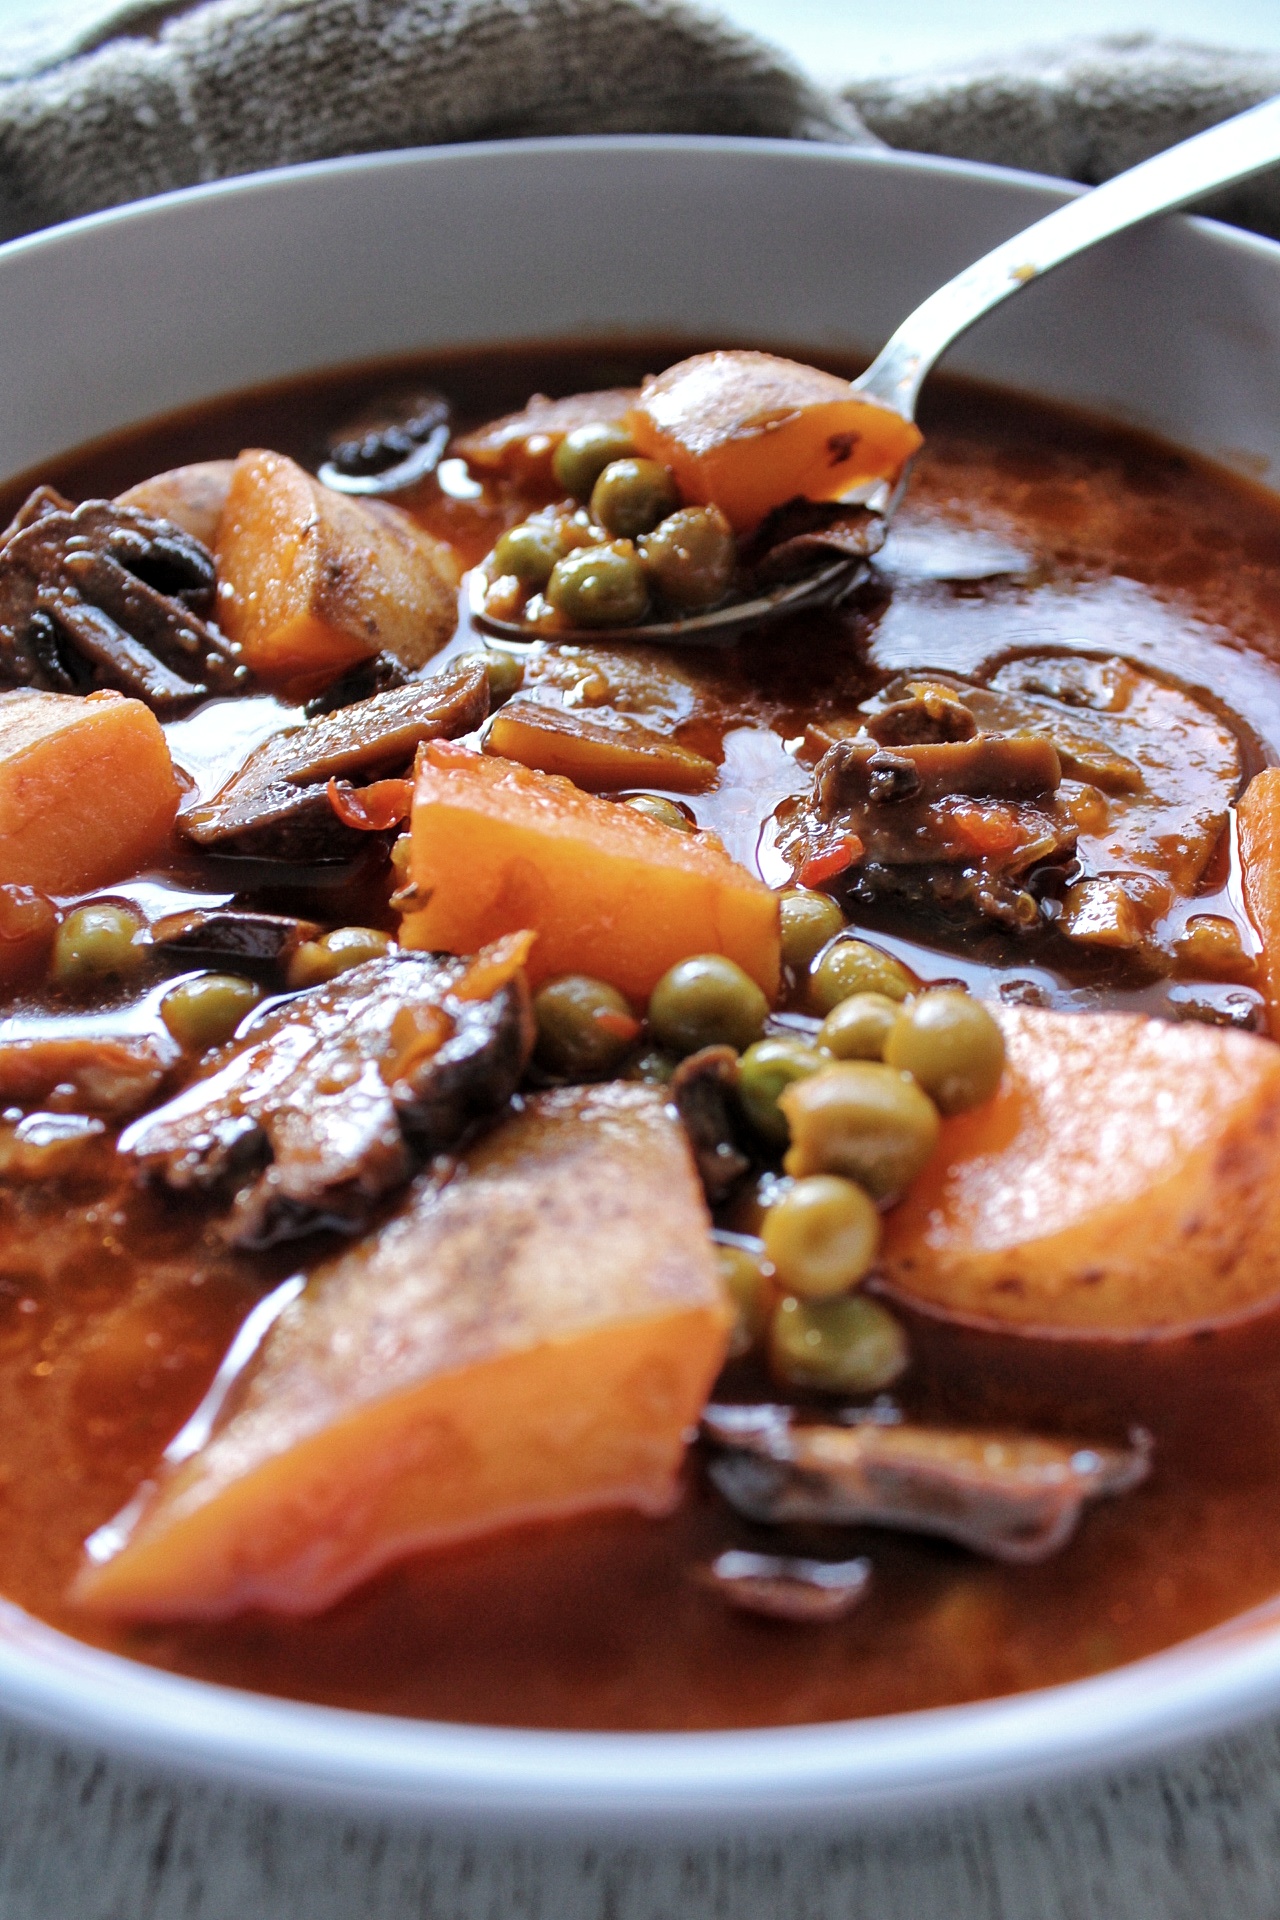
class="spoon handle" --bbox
[855,93,1280,420]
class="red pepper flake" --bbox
[381,1002,455,1087]
[948,804,1022,855]
[327,777,413,832]
[797,833,864,889]
[594,1008,642,1044]
[453,929,538,1002]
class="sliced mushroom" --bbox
[668,1044,751,1201]
[702,1403,1151,1563]
[317,390,451,496]
[302,651,411,717]
[178,656,489,861]
[699,1549,871,1623]
[0,495,247,713]
[745,499,887,584]
[148,907,322,971]
[121,945,535,1248]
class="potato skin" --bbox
[880,1005,1280,1336]
[215,449,459,696]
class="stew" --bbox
[2,341,1280,1729]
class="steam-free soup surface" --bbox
[4,344,1280,1728]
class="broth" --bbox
[3,343,1280,1728]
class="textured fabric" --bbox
[0,0,870,240]
[849,33,1280,237]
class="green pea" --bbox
[770,1292,909,1394]
[492,521,564,589]
[534,974,638,1079]
[808,937,915,1014]
[287,926,392,990]
[552,422,638,501]
[51,903,148,988]
[716,1239,773,1356]
[762,1174,881,1300]
[590,459,681,540]
[737,1036,827,1145]
[818,992,900,1062]
[647,954,769,1057]
[626,1046,679,1086]
[622,793,694,831]
[546,543,649,628]
[884,988,1006,1115]
[480,647,524,707]
[779,888,844,973]
[780,1060,940,1202]
[160,973,263,1051]
[638,505,736,607]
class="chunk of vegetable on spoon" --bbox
[628,350,923,534]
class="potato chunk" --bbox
[117,460,234,548]
[629,351,923,534]
[1237,766,1280,1036]
[400,740,780,997]
[74,1083,730,1620]
[215,450,460,696]
[880,1005,1280,1334]
[0,687,179,892]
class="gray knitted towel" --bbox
[848,33,1280,239]
[0,3,1278,242]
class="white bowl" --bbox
[4,135,1280,1833]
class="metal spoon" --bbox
[475,92,1280,649]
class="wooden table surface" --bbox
[3,1708,1280,1918]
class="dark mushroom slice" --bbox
[121,946,535,1249]
[787,659,1244,952]
[698,1549,872,1623]
[702,1404,1152,1563]
[668,1044,751,1201]
[318,390,451,494]
[0,496,248,713]
[744,498,887,584]
[0,1032,178,1118]
[149,908,322,971]
[302,650,411,717]
[179,655,489,862]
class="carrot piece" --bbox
[117,460,234,547]
[1236,767,1280,1036]
[880,1004,1280,1335]
[0,688,179,894]
[629,351,923,534]
[399,741,780,998]
[484,698,716,793]
[73,1082,730,1620]
[214,450,460,697]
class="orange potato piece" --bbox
[117,460,234,547]
[485,698,715,793]
[215,450,460,696]
[1237,767,1280,1036]
[454,387,637,482]
[629,351,923,534]
[74,1082,730,1620]
[0,688,179,893]
[880,1004,1280,1336]
[400,740,780,998]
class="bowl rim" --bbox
[5,132,1280,1828]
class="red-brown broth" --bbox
[4,343,1280,1728]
